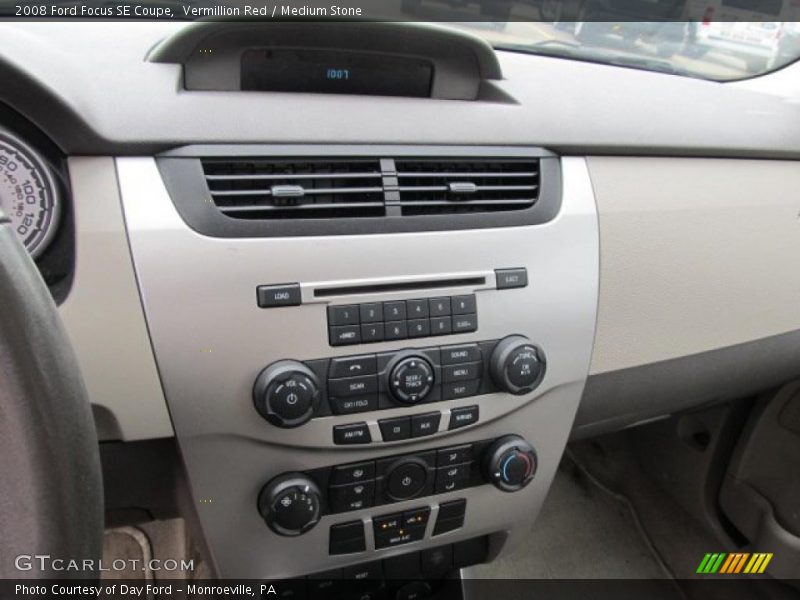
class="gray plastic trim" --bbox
[58,157,173,442]
[118,155,599,577]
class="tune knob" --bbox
[482,435,537,492]
[388,356,435,404]
[489,336,545,395]
[253,360,320,428]
[258,474,322,537]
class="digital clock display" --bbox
[241,49,434,97]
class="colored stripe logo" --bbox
[696,553,773,574]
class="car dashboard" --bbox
[1,19,800,585]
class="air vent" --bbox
[199,156,542,221]
[202,158,385,219]
[395,159,539,216]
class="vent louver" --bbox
[200,157,540,220]
[202,158,385,219]
[394,159,539,216]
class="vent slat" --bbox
[219,202,386,213]
[206,172,382,181]
[397,171,537,178]
[210,186,384,197]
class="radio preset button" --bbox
[383,301,407,321]
[430,317,452,336]
[452,314,478,334]
[407,299,429,318]
[384,320,408,341]
[428,297,451,317]
[451,294,477,315]
[359,303,383,323]
[328,305,360,326]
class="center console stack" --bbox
[120,23,600,588]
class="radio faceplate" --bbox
[118,155,599,579]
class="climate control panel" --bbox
[252,336,546,431]
[257,435,537,537]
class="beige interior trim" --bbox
[589,156,800,375]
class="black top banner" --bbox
[2,0,799,22]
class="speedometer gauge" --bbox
[0,131,60,258]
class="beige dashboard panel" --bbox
[588,156,800,375]
[59,157,173,441]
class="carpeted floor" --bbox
[471,457,672,580]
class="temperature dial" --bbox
[258,474,322,537]
[388,356,435,404]
[253,360,320,428]
[490,336,545,395]
[482,435,537,492]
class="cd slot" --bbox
[314,276,486,298]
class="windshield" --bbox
[450,21,800,81]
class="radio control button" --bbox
[328,374,378,398]
[442,361,482,383]
[333,422,372,445]
[452,314,478,334]
[379,417,411,442]
[257,283,301,308]
[329,325,361,346]
[329,355,377,378]
[329,395,377,415]
[389,357,435,404]
[442,380,480,400]
[440,344,481,365]
[411,412,441,438]
[448,406,479,430]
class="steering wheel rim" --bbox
[0,208,103,578]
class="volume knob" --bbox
[253,360,320,428]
